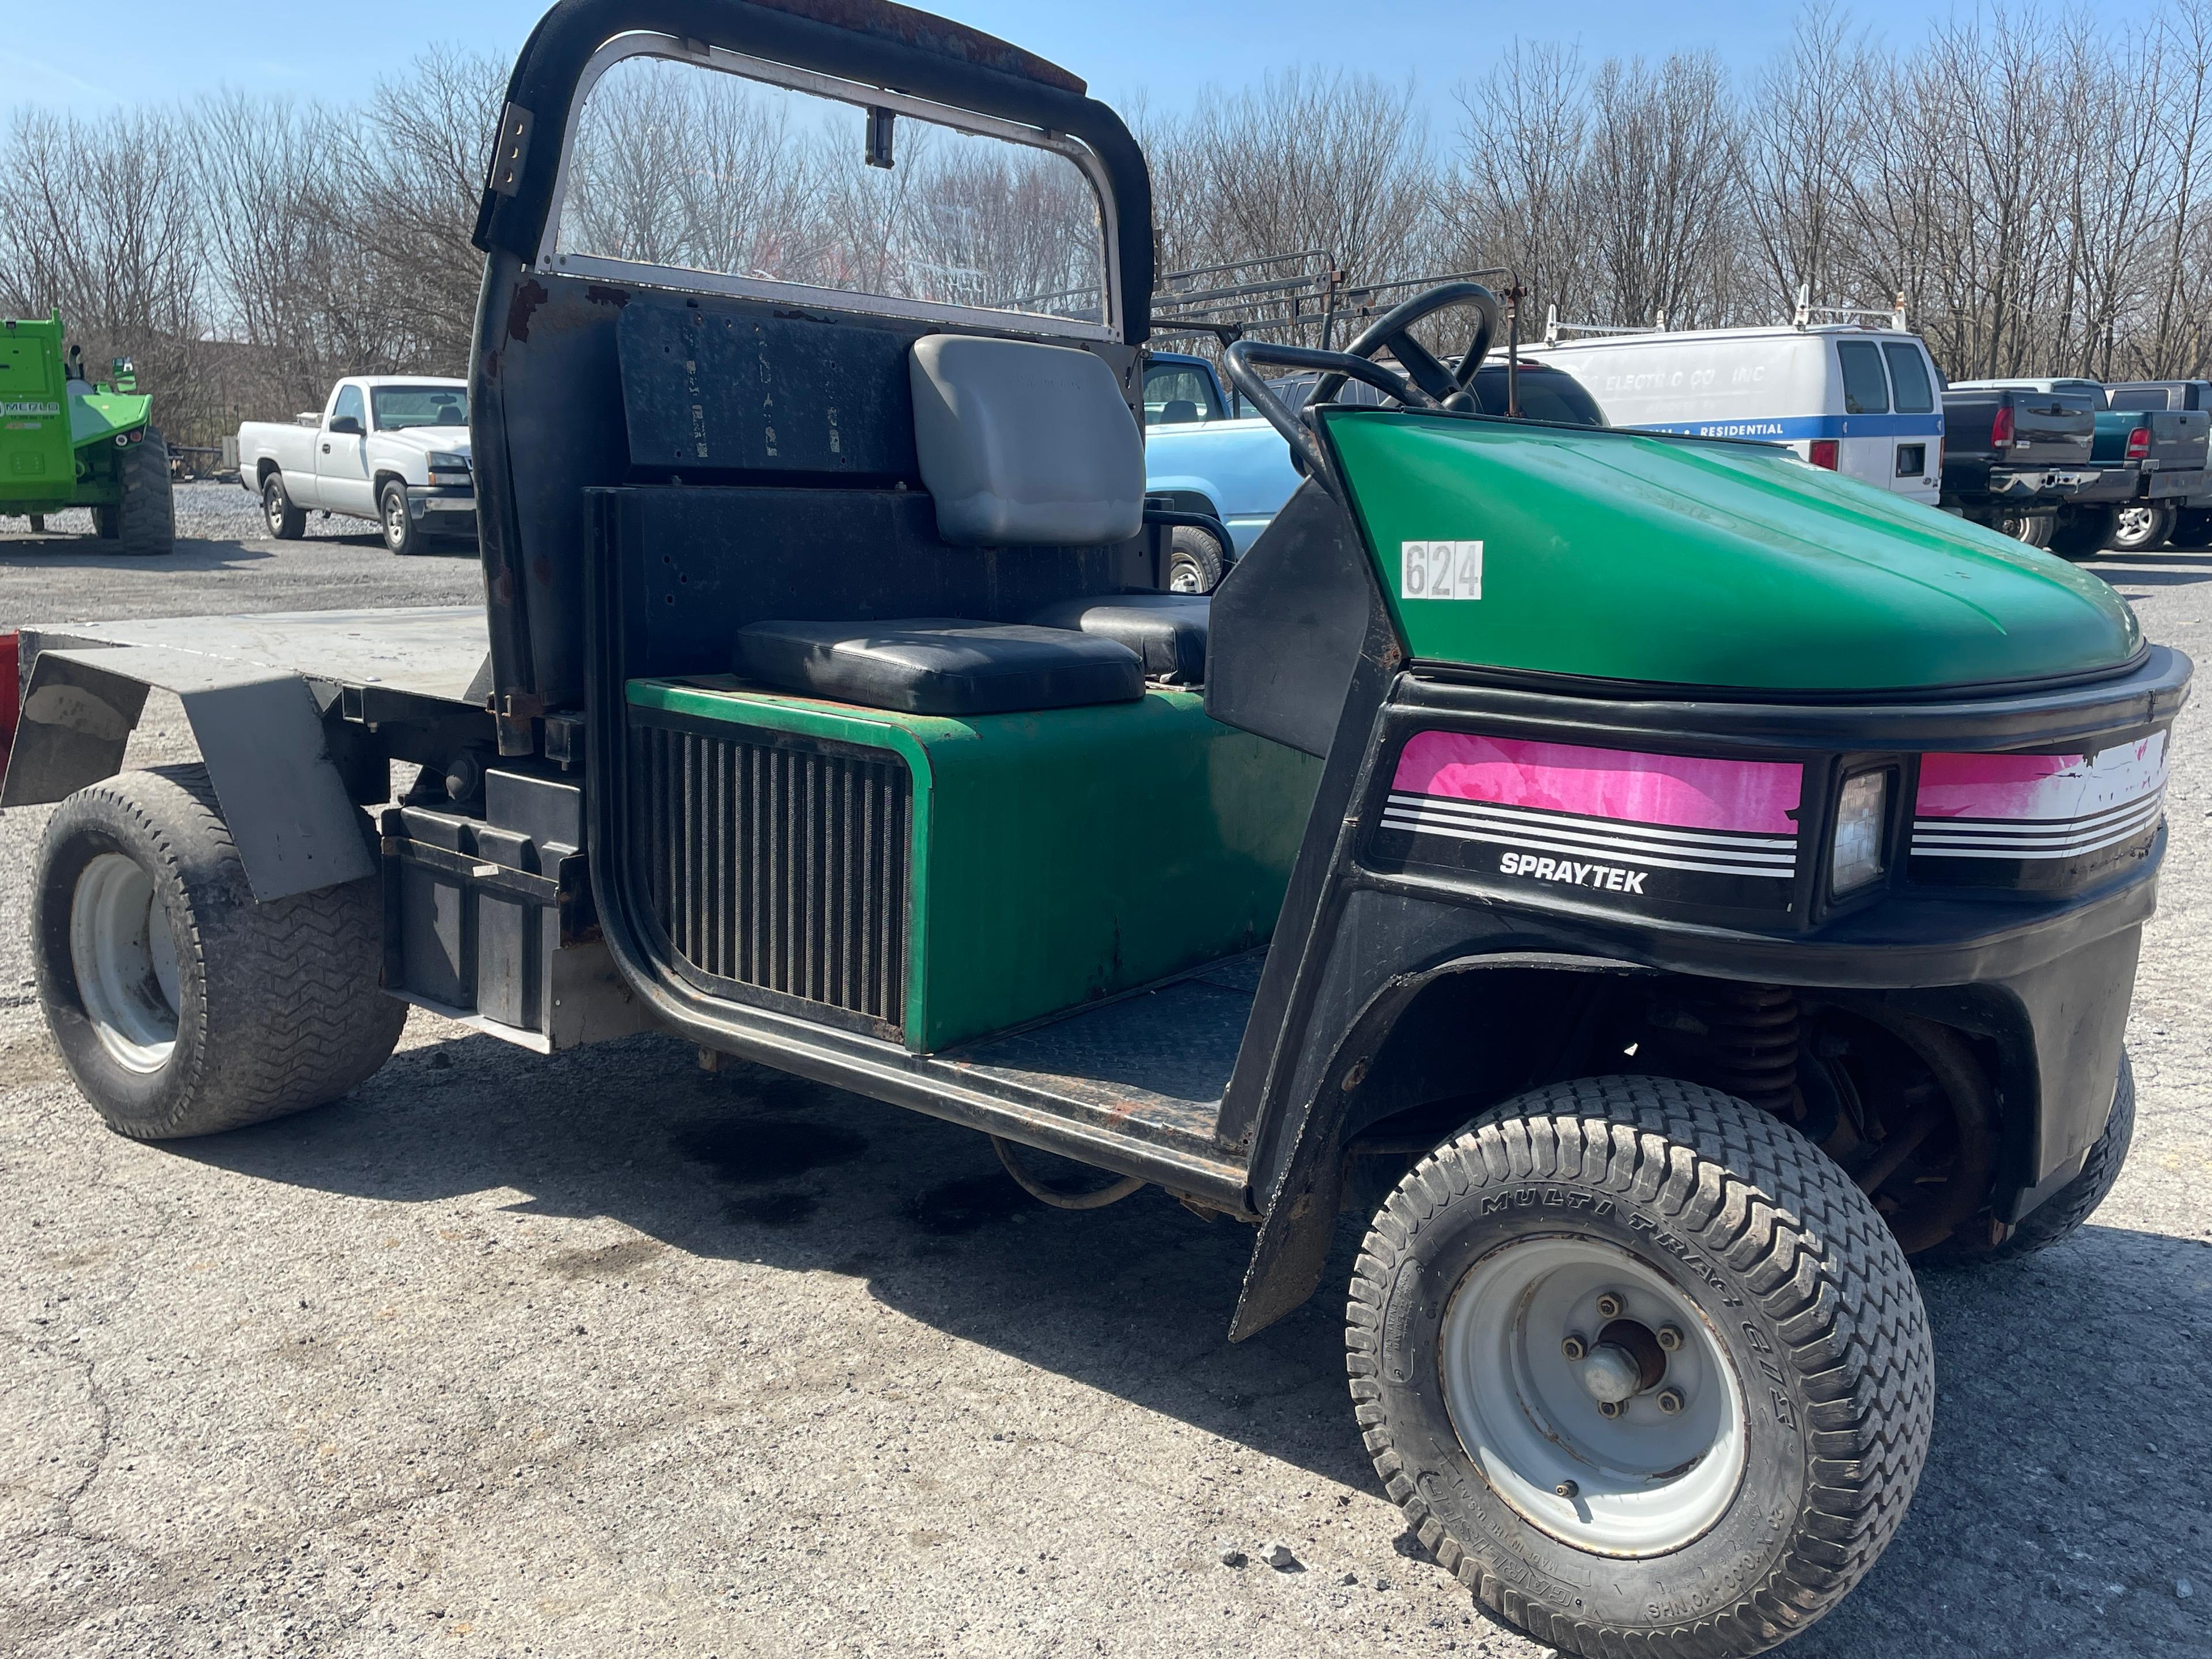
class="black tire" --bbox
[1995,510,2055,547]
[1166,524,1226,593]
[2109,502,2175,553]
[92,504,119,539]
[1929,1052,2134,1266]
[2169,507,2212,548]
[2047,504,2117,560]
[380,479,422,555]
[28,513,44,533]
[262,473,306,539]
[1348,1077,1933,1658]
[111,428,175,555]
[32,764,404,1140]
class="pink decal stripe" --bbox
[1915,734,2168,824]
[1392,732,1802,835]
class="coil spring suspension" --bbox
[1703,984,1802,1119]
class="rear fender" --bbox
[1,644,376,900]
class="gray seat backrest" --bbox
[910,334,1143,547]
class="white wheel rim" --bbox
[1440,1234,1747,1556]
[385,496,407,547]
[2116,507,2153,542]
[69,852,181,1073]
[1168,562,1205,593]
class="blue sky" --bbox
[5,1,1917,116]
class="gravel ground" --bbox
[1,522,2208,1658]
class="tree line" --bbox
[3,5,2210,448]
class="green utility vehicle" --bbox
[0,5,2189,1654]
[0,312,174,554]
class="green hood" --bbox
[1326,410,2142,692]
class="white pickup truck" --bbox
[235,376,475,555]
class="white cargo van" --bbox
[1514,321,1945,505]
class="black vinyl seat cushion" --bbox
[733,618,1146,715]
[1025,592,1210,684]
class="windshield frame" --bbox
[536,32,1123,342]
[370,384,471,431]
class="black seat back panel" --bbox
[619,302,921,481]
[734,619,1145,715]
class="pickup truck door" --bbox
[316,383,376,516]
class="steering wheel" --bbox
[1308,281,1500,412]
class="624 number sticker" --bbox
[1401,540,1483,601]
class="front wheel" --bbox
[32,764,404,1139]
[380,480,422,555]
[111,427,175,555]
[2169,507,2212,548]
[2048,504,2117,560]
[2110,502,2175,553]
[1347,1077,1933,1658]
[1166,524,1226,593]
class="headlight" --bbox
[1831,770,1890,894]
[426,452,469,471]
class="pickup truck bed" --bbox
[1940,385,2102,519]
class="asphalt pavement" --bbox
[1,494,2207,1657]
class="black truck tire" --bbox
[2169,507,2212,548]
[2110,502,2175,553]
[2048,505,2117,560]
[263,473,307,539]
[1348,1075,1933,1659]
[380,480,422,555]
[1166,524,1227,593]
[1928,1052,2134,1266]
[111,427,175,555]
[32,764,404,1141]
[1994,510,2055,547]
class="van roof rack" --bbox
[1541,305,1672,345]
[1793,284,1908,332]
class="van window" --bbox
[2108,388,2169,411]
[556,52,1108,327]
[1837,342,1890,414]
[1143,363,1224,425]
[1881,344,1935,414]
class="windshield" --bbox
[372,385,469,430]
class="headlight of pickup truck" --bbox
[426,451,472,487]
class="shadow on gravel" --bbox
[166,1025,2212,1657]
[0,536,276,569]
[2085,548,2212,588]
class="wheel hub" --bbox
[68,852,181,1073]
[1440,1234,1747,1556]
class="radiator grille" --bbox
[632,719,910,1031]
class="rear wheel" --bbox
[1166,524,1227,593]
[1348,1077,1933,1658]
[2048,504,2117,560]
[263,474,306,539]
[111,428,174,555]
[1994,510,2055,547]
[2111,502,2175,552]
[32,764,404,1139]
[2169,507,2212,548]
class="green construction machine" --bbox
[0,312,173,554]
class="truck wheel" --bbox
[380,480,422,555]
[262,474,306,539]
[1995,510,2054,547]
[2110,503,2175,552]
[31,764,405,1141]
[2169,507,2212,548]
[92,505,119,539]
[1166,525,1226,593]
[112,427,175,556]
[1348,1076,1932,1658]
[1926,1052,2134,1267]
[2048,505,2117,560]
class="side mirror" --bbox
[328,414,363,436]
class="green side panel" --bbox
[0,318,74,510]
[626,679,1321,1052]
[67,389,153,450]
[1326,410,2143,692]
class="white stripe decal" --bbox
[1911,790,2165,837]
[1384,794,1800,854]
[1379,809,1797,878]
[1912,803,2164,859]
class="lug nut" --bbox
[1657,1324,1683,1352]
[1597,1399,1625,1419]
[1656,1388,1685,1415]
[1560,1334,1588,1361]
[1554,1479,1579,1498]
[1594,1291,1624,1320]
